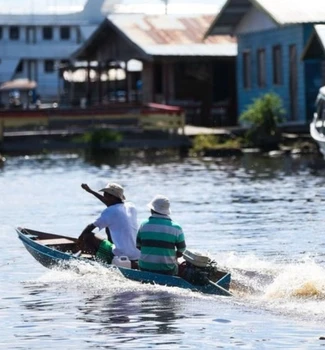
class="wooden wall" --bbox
[237,24,307,122]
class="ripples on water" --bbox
[2,152,325,348]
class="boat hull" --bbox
[16,227,232,296]
[310,87,325,158]
[310,117,325,157]
[18,227,79,268]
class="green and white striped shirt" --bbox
[136,213,186,275]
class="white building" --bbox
[0,0,109,102]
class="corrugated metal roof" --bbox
[143,43,237,56]
[0,0,86,15]
[257,0,325,25]
[109,1,224,15]
[206,0,325,37]
[108,13,237,57]
[0,0,226,15]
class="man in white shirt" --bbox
[77,182,140,264]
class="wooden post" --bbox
[163,62,169,104]
[97,62,103,106]
[125,60,130,103]
[113,64,118,101]
[86,61,91,107]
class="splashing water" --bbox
[25,260,206,300]
[264,261,325,299]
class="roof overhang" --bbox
[72,18,150,62]
[72,19,108,61]
[142,43,237,58]
[302,24,325,60]
[205,0,283,38]
[205,0,253,37]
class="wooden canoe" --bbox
[16,226,232,296]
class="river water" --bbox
[2,151,325,349]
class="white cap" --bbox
[99,183,125,201]
[147,195,171,216]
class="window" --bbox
[9,26,19,40]
[60,26,70,40]
[0,27,3,39]
[43,26,53,40]
[16,61,23,73]
[257,49,266,88]
[272,45,283,85]
[242,51,251,89]
[44,60,55,73]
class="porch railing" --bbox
[0,103,185,142]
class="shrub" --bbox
[191,134,242,154]
[239,93,285,148]
[74,129,123,150]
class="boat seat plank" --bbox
[24,234,38,240]
[36,238,76,246]
[80,253,93,259]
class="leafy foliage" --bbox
[239,93,285,148]
[74,129,123,151]
[191,134,242,154]
[77,129,122,143]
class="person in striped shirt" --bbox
[136,195,186,275]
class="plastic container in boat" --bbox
[112,256,131,268]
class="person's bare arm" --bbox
[76,223,96,252]
[79,223,96,238]
[81,183,110,206]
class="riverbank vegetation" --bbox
[190,134,243,156]
[190,93,318,156]
[74,129,123,151]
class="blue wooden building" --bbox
[205,0,325,124]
